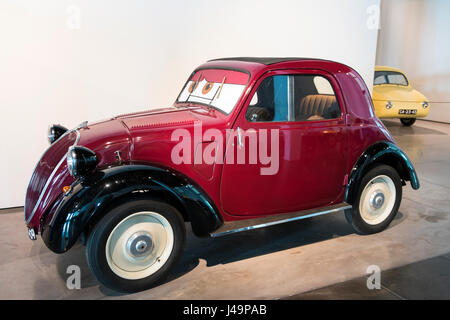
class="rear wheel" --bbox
[400,118,416,126]
[86,199,185,293]
[345,165,402,234]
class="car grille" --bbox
[24,131,77,224]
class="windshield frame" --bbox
[175,66,251,115]
[374,70,409,86]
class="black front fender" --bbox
[41,164,222,253]
[345,141,420,204]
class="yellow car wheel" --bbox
[400,118,416,126]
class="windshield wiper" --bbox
[207,76,226,109]
[186,73,202,102]
[216,76,226,99]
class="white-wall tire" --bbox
[86,199,185,293]
[345,165,402,234]
[359,175,396,225]
[105,211,174,280]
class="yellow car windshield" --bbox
[374,71,408,86]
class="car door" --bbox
[220,69,348,217]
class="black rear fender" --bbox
[345,141,419,205]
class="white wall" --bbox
[0,0,380,208]
[376,0,450,123]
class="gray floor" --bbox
[1,119,450,299]
[285,252,450,299]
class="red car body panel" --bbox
[25,58,395,231]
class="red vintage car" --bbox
[25,57,419,292]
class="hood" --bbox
[76,118,132,167]
[64,106,229,167]
[113,106,196,119]
[373,85,428,102]
[78,107,196,152]
[118,106,229,136]
[118,105,229,166]
[78,105,229,167]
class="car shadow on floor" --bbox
[179,212,354,268]
[54,210,405,296]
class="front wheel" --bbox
[400,118,416,126]
[345,165,402,234]
[86,199,186,293]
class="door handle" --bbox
[345,113,351,126]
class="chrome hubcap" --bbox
[105,211,174,280]
[359,175,396,225]
[370,192,385,210]
[126,232,153,258]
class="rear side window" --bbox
[246,74,341,122]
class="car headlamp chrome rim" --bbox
[67,146,98,177]
[48,124,68,144]
[422,101,429,109]
[67,147,75,175]
[385,101,393,109]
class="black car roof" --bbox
[208,57,314,65]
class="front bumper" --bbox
[373,100,430,119]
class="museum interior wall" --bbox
[376,0,450,123]
[0,0,379,208]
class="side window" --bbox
[294,75,341,121]
[246,75,289,122]
[246,74,341,122]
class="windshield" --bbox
[176,68,249,114]
[374,71,408,86]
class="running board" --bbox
[210,203,352,237]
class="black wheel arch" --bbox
[41,163,223,253]
[345,141,419,205]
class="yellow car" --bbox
[372,66,429,126]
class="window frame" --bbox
[242,69,345,124]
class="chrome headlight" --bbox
[422,101,429,109]
[48,124,68,144]
[385,101,393,109]
[67,146,98,177]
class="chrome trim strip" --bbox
[25,130,81,224]
[210,204,352,238]
[74,129,81,145]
